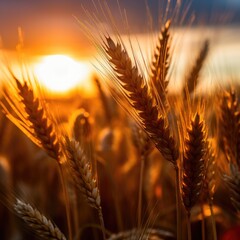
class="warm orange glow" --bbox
[33,54,91,92]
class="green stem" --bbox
[138,156,145,228]
[209,202,217,240]
[187,213,192,240]
[175,165,181,240]
[201,204,205,240]
[59,164,73,240]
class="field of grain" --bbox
[0,1,240,240]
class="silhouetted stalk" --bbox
[201,204,205,240]
[105,154,123,231]
[138,156,145,228]
[209,202,217,240]
[175,165,181,240]
[187,213,192,240]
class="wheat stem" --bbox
[187,213,192,240]
[104,153,123,231]
[98,208,106,240]
[201,204,205,240]
[59,164,73,240]
[209,202,217,240]
[175,165,182,240]
[137,156,145,228]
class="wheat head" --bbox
[103,36,179,165]
[181,112,206,214]
[1,72,62,162]
[14,198,66,240]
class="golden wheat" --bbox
[181,112,206,215]
[1,72,62,162]
[150,19,171,110]
[14,198,66,240]
[103,36,179,165]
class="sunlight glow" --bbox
[34,55,91,92]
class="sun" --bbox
[33,54,91,93]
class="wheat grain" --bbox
[181,112,206,214]
[14,198,66,240]
[150,19,171,110]
[1,72,61,162]
[64,137,101,210]
[104,36,179,165]
[183,40,209,98]
[202,140,216,203]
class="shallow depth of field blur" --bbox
[0,0,240,240]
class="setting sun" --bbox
[34,54,91,92]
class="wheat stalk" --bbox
[130,121,153,227]
[64,137,106,239]
[150,19,171,110]
[1,71,73,240]
[103,36,179,165]
[14,198,66,240]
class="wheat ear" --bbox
[104,36,179,165]
[1,73,61,162]
[183,40,209,98]
[150,19,171,110]
[181,112,206,240]
[219,89,240,167]
[1,71,73,240]
[103,35,181,240]
[64,137,106,239]
[14,198,66,240]
[182,112,206,213]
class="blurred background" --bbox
[0,0,239,96]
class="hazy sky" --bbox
[0,0,239,55]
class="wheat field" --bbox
[0,1,240,240]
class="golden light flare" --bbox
[33,54,92,93]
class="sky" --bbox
[0,0,239,56]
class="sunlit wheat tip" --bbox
[104,36,179,165]
[1,73,62,162]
